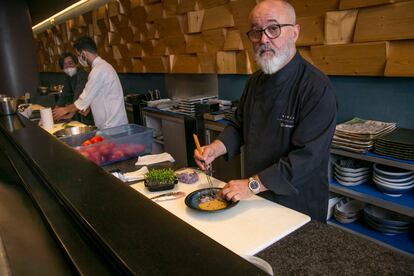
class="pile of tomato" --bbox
[76,136,145,165]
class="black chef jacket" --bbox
[218,52,337,222]
[56,68,94,125]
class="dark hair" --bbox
[58,52,78,69]
[73,36,98,54]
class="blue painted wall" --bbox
[39,72,414,129]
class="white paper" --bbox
[135,152,175,166]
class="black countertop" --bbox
[1,114,413,275]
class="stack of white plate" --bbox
[364,205,413,235]
[334,197,366,223]
[373,164,414,197]
[334,158,371,186]
[173,95,217,116]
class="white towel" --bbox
[135,152,175,166]
[112,166,149,182]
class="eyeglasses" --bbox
[246,24,294,42]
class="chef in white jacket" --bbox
[53,36,127,130]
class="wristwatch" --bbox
[248,177,261,194]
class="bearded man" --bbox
[194,0,337,222]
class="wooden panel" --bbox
[354,1,414,42]
[176,0,197,14]
[298,47,314,65]
[113,44,129,59]
[185,34,207,53]
[165,35,187,54]
[223,29,244,50]
[187,10,204,33]
[229,0,256,31]
[170,54,201,73]
[119,27,134,42]
[130,6,147,26]
[141,39,155,55]
[339,0,404,10]
[289,0,340,17]
[216,50,249,74]
[202,5,235,31]
[132,58,145,73]
[127,43,144,57]
[142,56,169,72]
[108,32,121,45]
[311,42,388,76]
[325,9,358,45]
[155,16,184,38]
[163,0,178,16]
[108,1,120,17]
[202,28,227,53]
[145,3,164,22]
[198,53,216,73]
[153,39,168,55]
[385,40,414,76]
[297,16,325,46]
[198,0,229,9]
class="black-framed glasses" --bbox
[246,24,294,42]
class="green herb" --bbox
[64,124,74,129]
[145,168,176,185]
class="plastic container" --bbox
[60,124,153,166]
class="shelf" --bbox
[329,179,414,217]
[331,149,414,171]
[328,218,414,256]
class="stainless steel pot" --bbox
[0,97,18,115]
[53,125,97,138]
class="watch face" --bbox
[249,180,259,189]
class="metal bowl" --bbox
[0,97,18,115]
[53,125,97,138]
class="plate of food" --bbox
[185,187,238,212]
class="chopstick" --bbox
[193,134,215,194]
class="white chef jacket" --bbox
[74,56,128,129]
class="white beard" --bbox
[255,43,294,75]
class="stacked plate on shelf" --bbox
[374,128,414,161]
[332,118,396,153]
[364,205,413,235]
[373,164,414,197]
[333,158,371,186]
[334,197,366,223]
[173,95,217,116]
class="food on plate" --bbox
[145,168,176,185]
[176,168,199,184]
[198,195,228,211]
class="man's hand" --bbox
[79,107,90,116]
[193,139,227,171]
[221,179,253,202]
[52,106,71,121]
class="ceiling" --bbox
[25,0,78,25]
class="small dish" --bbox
[373,164,414,179]
[364,205,414,227]
[334,159,371,173]
[185,188,238,212]
[144,178,178,192]
[373,172,414,184]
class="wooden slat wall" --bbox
[34,0,414,76]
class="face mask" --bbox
[78,52,88,67]
[64,67,77,77]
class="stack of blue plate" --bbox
[373,164,414,197]
[334,158,371,186]
[364,205,413,235]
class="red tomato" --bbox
[90,135,104,144]
[81,140,92,146]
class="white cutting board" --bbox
[130,173,310,256]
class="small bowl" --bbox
[364,205,414,227]
[53,125,97,138]
[373,178,414,197]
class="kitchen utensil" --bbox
[53,125,97,138]
[185,187,238,212]
[150,191,186,202]
[40,108,54,130]
[193,134,214,195]
[0,97,18,115]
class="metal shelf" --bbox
[328,219,414,257]
[329,179,414,217]
[330,149,414,171]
